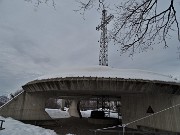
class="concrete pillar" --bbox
[68,99,82,118]
[121,93,180,132]
[59,99,65,110]
[0,91,52,120]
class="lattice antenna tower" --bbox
[96,9,114,66]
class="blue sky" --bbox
[0,0,180,95]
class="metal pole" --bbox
[122,124,126,135]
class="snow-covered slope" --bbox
[0,116,57,135]
[37,66,179,83]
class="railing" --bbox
[91,129,180,135]
[0,90,24,110]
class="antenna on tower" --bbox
[96,9,114,66]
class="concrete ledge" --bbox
[22,77,180,96]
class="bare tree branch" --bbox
[73,0,96,17]
[111,0,180,56]
[74,0,106,17]
[25,0,180,56]
[77,0,180,56]
[25,0,55,8]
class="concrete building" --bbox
[0,66,180,132]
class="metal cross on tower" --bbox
[96,9,114,66]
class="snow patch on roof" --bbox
[37,66,179,83]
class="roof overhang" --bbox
[22,76,180,97]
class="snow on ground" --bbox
[0,116,57,135]
[0,109,120,135]
[45,108,120,119]
[37,66,179,83]
[45,108,92,119]
[81,110,92,118]
[45,108,70,119]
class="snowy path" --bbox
[0,116,57,135]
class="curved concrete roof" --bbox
[22,66,180,96]
[37,66,178,83]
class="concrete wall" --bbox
[0,91,52,120]
[121,93,180,132]
[0,91,83,120]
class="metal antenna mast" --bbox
[96,9,114,66]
